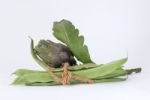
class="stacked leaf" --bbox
[12,19,141,86]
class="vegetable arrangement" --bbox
[12,19,141,86]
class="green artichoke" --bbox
[34,40,76,68]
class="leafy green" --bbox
[53,19,92,63]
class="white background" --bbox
[0,0,150,100]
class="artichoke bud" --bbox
[34,40,76,68]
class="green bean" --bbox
[16,57,127,77]
[73,58,127,78]
[26,82,59,86]
[14,63,102,77]
[25,78,126,86]
[14,69,45,76]
[12,66,141,85]
[12,72,55,85]
[95,69,127,79]
[13,57,141,86]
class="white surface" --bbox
[0,0,150,100]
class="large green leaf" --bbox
[53,19,93,63]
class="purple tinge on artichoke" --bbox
[34,40,76,68]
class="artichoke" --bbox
[34,40,76,68]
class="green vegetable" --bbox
[30,38,49,70]
[12,57,141,85]
[12,67,140,85]
[53,19,92,63]
[14,63,101,76]
[34,39,77,68]
[14,57,126,78]
[30,38,97,70]
[25,78,127,86]
[73,58,127,78]
[12,19,142,86]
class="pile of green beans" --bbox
[12,58,141,86]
